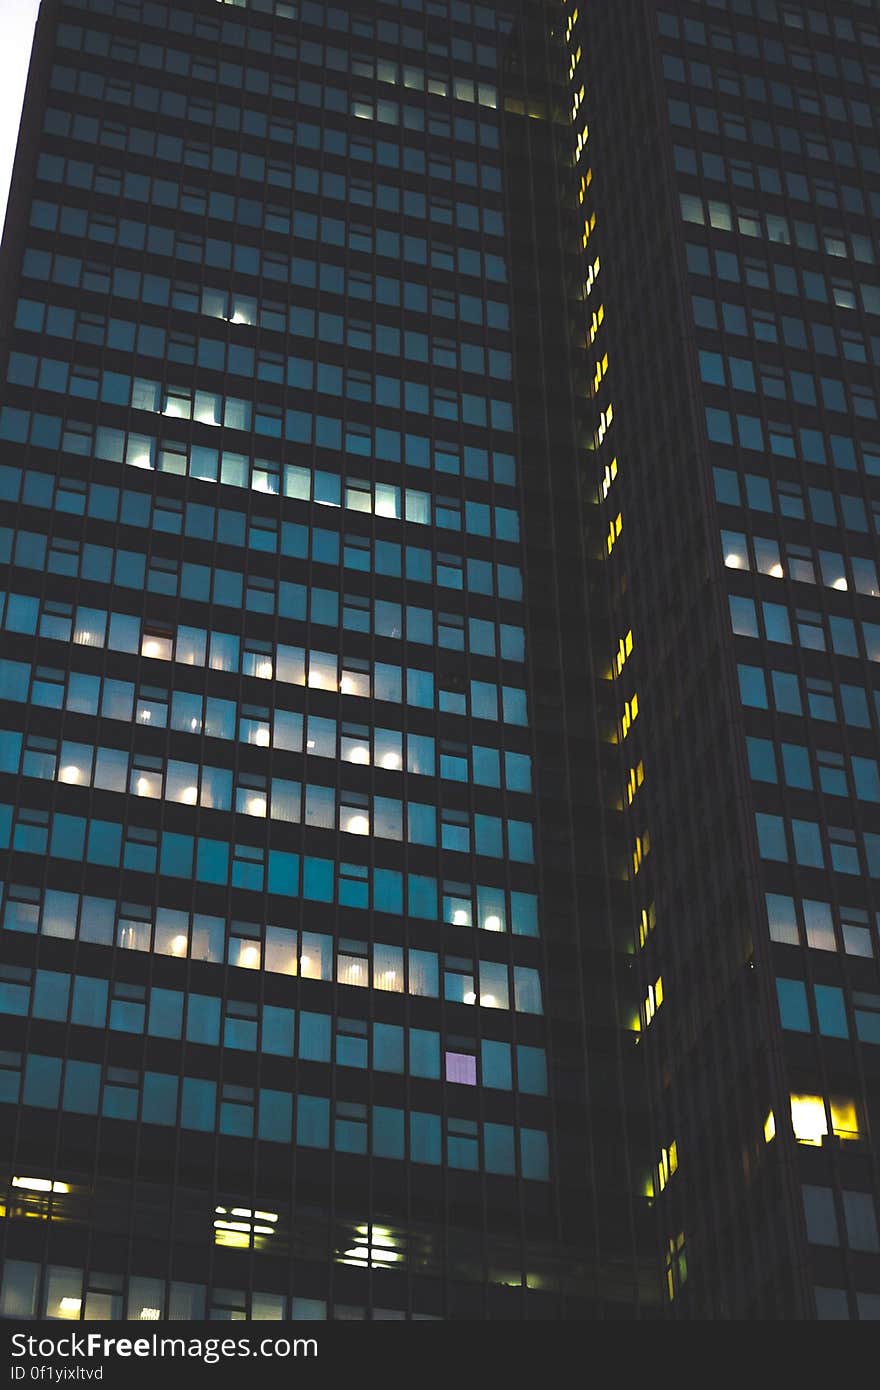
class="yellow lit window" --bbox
[763,1110,776,1143]
[621,692,638,738]
[626,761,645,805]
[339,1223,405,1270]
[789,1095,828,1146]
[214,1205,279,1250]
[633,830,650,875]
[600,454,617,498]
[644,976,663,1024]
[658,1140,678,1192]
[638,902,656,948]
[614,628,633,676]
[790,1094,861,1146]
[597,400,613,444]
[606,511,622,554]
[829,1096,860,1141]
[589,304,605,343]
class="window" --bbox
[791,1094,861,1146]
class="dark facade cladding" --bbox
[578,0,880,1321]
[0,0,877,1327]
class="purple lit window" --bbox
[445,1052,477,1086]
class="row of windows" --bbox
[694,291,880,371]
[0,587,530,728]
[0,1256,435,1323]
[680,191,877,271]
[52,41,502,155]
[54,20,501,114]
[777,976,880,1046]
[686,239,879,328]
[68,0,506,75]
[1,877,540,986]
[747,735,880,806]
[664,52,879,136]
[33,148,509,283]
[671,96,869,180]
[738,663,878,735]
[0,1050,551,1178]
[720,528,880,598]
[802,1186,879,1257]
[0,801,540,942]
[212,0,508,35]
[38,130,504,250]
[20,267,513,381]
[756,810,880,882]
[0,655,531,793]
[2,458,523,608]
[28,208,508,333]
[29,195,512,368]
[0,405,522,544]
[0,964,548,1090]
[2,526,525,665]
[706,404,876,481]
[729,593,880,665]
[701,347,877,423]
[10,334,515,439]
[20,243,513,375]
[44,85,498,213]
[766,891,879,961]
[50,58,501,176]
[675,142,877,222]
[23,239,508,347]
[0,727,537,864]
[659,7,880,83]
[714,465,880,539]
[661,38,873,132]
[75,0,509,44]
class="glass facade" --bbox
[0,0,650,1322]
[9,0,876,1326]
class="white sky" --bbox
[0,0,42,238]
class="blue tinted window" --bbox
[814,985,848,1039]
[776,978,810,1032]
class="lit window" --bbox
[790,1094,861,1145]
[445,1051,477,1085]
[340,1225,404,1270]
[214,1203,278,1250]
[141,631,173,661]
[338,940,369,989]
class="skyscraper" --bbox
[0,0,651,1323]
[0,0,877,1326]
[576,0,880,1320]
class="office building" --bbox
[0,0,652,1322]
[1,0,878,1323]
[579,0,880,1319]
